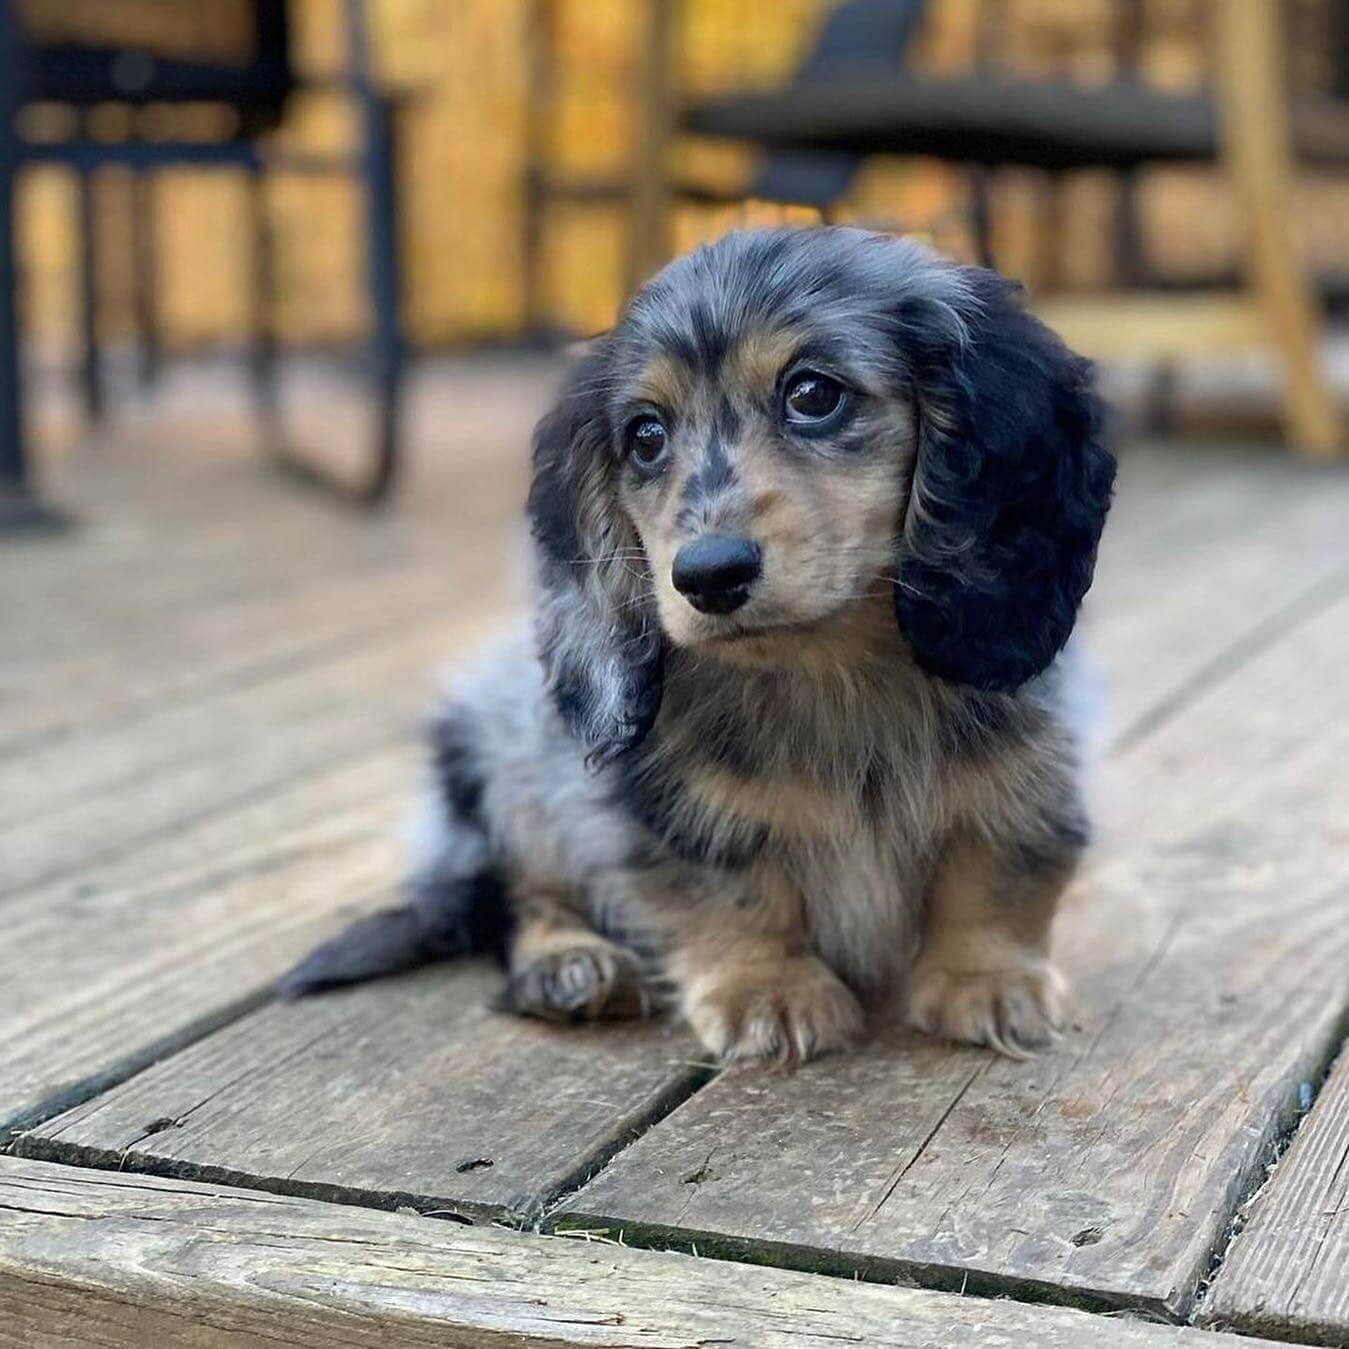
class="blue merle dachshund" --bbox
[283,227,1116,1066]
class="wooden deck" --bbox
[2,361,1348,1347]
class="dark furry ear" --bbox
[894,269,1116,692]
[527,345,664,765]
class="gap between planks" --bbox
[0,1156,1297,1349]
[1197,1039,1349,1346]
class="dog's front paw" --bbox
[499,944,646,1023]
[908,959,1066,1059]
[685,956,864,1069]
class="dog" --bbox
[280,227,1116,1065]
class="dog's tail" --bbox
[277,705,514,999]
[276,872,512,999]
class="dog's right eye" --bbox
[624,415,669,474]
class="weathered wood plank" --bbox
[1082,448,1349,739]
[558,590,1349,1317]
[3,737,706,1208]
[0,605,505,895]
[0,1157,1291,1349]
[0,746,410,1133]
[17,971,705,1225]
[2,361,547,751]
[1200,1043,1349,1344]
[0,520,506,756]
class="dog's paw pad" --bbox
[687,960,864,1069]
[500,946,645,1023]
[908,962,1067,1059]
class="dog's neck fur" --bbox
[654,585,946,782]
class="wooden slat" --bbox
[1082,447,1349,738]
[2,359,548,750]
[0,745,409,1133]
[557,589,1349,1318]
[0,1157,1290,1349]
[17,972,704,1226]
[3,555,455,753]
[0,606,505,895]
[1200,1044,1349,1344]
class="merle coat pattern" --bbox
[282,228,1116,1064]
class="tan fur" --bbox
[724,328,808,391]
[623,325,913,657]
[908,839,1071,1059]
[504,891,646,1023]
[663,862,865,1067]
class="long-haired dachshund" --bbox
[282,227,1116,1065]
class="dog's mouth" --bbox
[675,575,894,656]
[688,609,835,648]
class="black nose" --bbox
[671,536,762,615]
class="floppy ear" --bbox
[526,345,664,765]
[893,269,1116,692]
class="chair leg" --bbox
[625,0,678,298]
[245,163,278,423]
[356,89,402,505]
[130,168,160,393]
[969,168,995,268]
[270,0,404,505]
[75,159,104,424]
[1213,0,1344,457]
[520,0,552,339]
[0,1,67,529]
[0,88,25,503]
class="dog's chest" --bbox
[663,684,941,988]
[783,754,939,992]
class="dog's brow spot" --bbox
[689,301,729,376]
[716,398,742,443]
[682,436,734,505]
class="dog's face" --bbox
[528,228,1115,763]
[610,309,916,654]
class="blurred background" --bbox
[2,0,1347,517]
[4,9,1348,1291]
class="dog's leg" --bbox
[497,890,647,1024]
[908,835,1076,1058]
[666,867,864,1068]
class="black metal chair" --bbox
[740,0,927,216]
[520,0,927,331]
[1,0,406,528]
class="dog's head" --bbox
[528,228,1115,764]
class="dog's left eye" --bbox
[783,371,846,426]
[624,415,669,473]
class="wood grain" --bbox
[560,590,1349,1317]
[18,969,706,1225]
[0,606,505,895]
[1083,450,1349,740]
[1200,1044,1349,1344]
[0,746,410,1134]
[2,361,549,752]
[0,1157,1290,1349]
